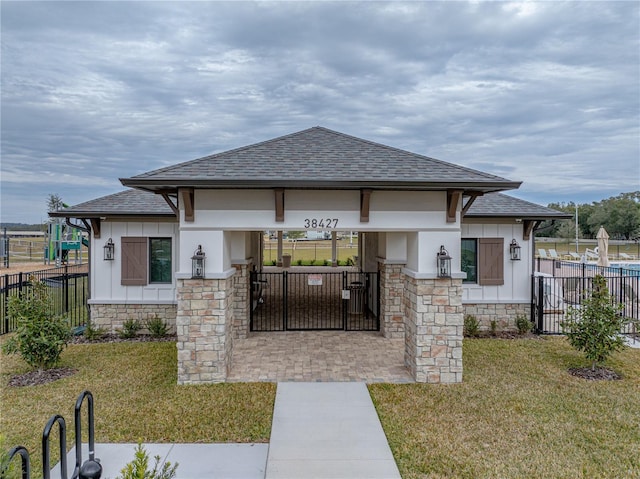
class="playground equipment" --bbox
[45,217,88,266]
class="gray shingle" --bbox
[121,127,520,191]
[466,193,571,219]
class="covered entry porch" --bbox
[227,331,412,383]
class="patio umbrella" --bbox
[596,226,610,267]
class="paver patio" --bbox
[227,331,413,383]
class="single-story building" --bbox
[51,127,569,384]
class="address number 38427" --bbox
[303,218,339,229]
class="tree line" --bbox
[537,191,640,240]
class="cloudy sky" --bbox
[1,1,639,224]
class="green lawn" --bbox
[370,337,640,479]
[2,337,639,479]
[0,341,275,478]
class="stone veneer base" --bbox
[90,303,177,334]
[463,303,530,331]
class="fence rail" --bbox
[1,264,88,335]
[533,259,639,335]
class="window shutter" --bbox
[478,238,504,286]
[121,237,148,286]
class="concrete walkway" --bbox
[52,383,401,479]
[265,382,401,479]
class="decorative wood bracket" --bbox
[159,191,179,217]
[446,190,463,223]
[461,192,482,217]
[275,189,285,222]
[90,219,101,239]
[523,220,540,241]
[180,188,194,222]
[360,189,372,223]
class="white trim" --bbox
[231,258,253,265]
[175,268,236,280]
[89,300,177,305]
[402,268,467,279]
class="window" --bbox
[461,238,504,286]
[121,237,172,285]
[149,238,172,283]
[461,239,477,283]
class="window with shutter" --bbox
[121,237,148,286]
[478,238,504,286]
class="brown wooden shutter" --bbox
[478,238,504,286]
[121,237,148,286]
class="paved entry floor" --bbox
[227,331,413,383]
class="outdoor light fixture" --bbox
[510,239,521,261]
[436,245,452,278]
[103,238,115,261]
[191,245,206,279]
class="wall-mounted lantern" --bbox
[509,239,521,261]
[103,238,115,261]
[436,245,452,278]
[191,245,206,279]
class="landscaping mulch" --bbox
[71,334,177,344]
[568,366,622,381]
[8,367,77,387]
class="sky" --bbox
[1,1,639,224]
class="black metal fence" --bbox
[1,264,88,335]
[532,259,639,335]
[250,269,379,331]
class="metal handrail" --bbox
[42,415,67,479]
[5,446,31,479]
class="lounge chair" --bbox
[584,248,599,260]
[620,253,635,260]
[548,249,560,260]
[538,248,548,259]
[567,252,581,260]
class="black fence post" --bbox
[64,265,69,315]
[3,274,9,334]
[536,277,545,333]
[283,270,288,330]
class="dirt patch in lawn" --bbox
[568,366,622,381]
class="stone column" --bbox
[176,276,235,384]
[378,262,405,339]
[232,263,251,339]
[404,276,463,383]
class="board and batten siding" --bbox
[461,223,532,303]
[90,221,178,304]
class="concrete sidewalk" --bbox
[52,382,401,479]
[265,382,401,479]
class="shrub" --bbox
[116,442,178,479]
[296,259,303,266]
[84,321,108,340]
[490,320,498,336]
[2,280,71,370]
[515,315,534,335]
[561,275,628,371]
[145,316,169,338]
[463,314,480,338]
[118,319,142,339]
[346,257,355,266]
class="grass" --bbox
[370,337,640,479]
[3,336,639,478]
[1,341,275,478]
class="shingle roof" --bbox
[121,127,521,193]
[49,189,174,218]
[466,193,572,219]
[51,189,568,221]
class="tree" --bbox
[2,280,71,370]
[560,275,628,371]
[47,193,64,212]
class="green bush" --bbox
[116,442,178,479]
[463,314,480,338]
[296,259,303,266]
[515,315,534,335]
[561,275,628,371]
[2,281,71,370]
[145,316,169,338]
[84,321,108,340]
[118,319,142,339]
[490,320,498,336]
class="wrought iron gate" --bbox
[250,270,379,331]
